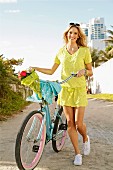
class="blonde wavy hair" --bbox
[63,24,87,47]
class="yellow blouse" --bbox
[54,46,92,88]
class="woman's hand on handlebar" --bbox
[77,69,86,77]
[29,67,36,71]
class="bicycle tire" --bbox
[52,106,67,152]
[15,110,46,170]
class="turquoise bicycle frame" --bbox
[26,101,62,143]
[40,104,61,143]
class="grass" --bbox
[87,93,113,102]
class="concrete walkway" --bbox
[0,99,113,170]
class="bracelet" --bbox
[84,69,87,76]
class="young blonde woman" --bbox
[31,22,93,166]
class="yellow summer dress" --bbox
[54,46,92,107]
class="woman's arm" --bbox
[31,63,59,75]
[85,63,93,77]
[77,63,93,77]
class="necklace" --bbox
[66,44,79,54]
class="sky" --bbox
[0,0,113,80]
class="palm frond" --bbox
[108,48,113,56]
[104,39,113,43]
[108,36,113,40]
[107,30,113,35]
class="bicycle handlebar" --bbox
[59,73,77,84]
[25,72,77,104]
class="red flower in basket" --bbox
[18,69,33,80]
[20,71,27,77]
[18,70,27,80]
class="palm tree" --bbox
[104,25,113,56]
[87,48,100,94]
[90,49,101,68]
[99,48,113,63]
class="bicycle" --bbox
[15,72,77,170]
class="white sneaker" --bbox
[83,135,90,155]
[74,154,82,166]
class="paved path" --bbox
[0,99,113,170]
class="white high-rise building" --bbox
[81,17,106,50]
[88,17,106,50]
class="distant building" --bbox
[81,23,89,44]
[81,17,107,50]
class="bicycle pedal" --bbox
[32,145,39,152]
[59,123,67,130]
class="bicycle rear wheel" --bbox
[52,106,67,152]
[15,110,46,170]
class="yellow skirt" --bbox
[57,86,88,107]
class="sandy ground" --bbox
[0,98,113,170]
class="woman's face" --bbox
[67,27,79,43]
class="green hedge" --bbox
[0,88,27,121]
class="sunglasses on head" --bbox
[69,23,80,27]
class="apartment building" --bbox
[81,17,106,50]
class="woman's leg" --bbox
[63,106,80,154]
[74,107,88,142]
[75,107,90,156]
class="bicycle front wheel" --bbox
[15,110,46,170]
[52,106,67,152]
